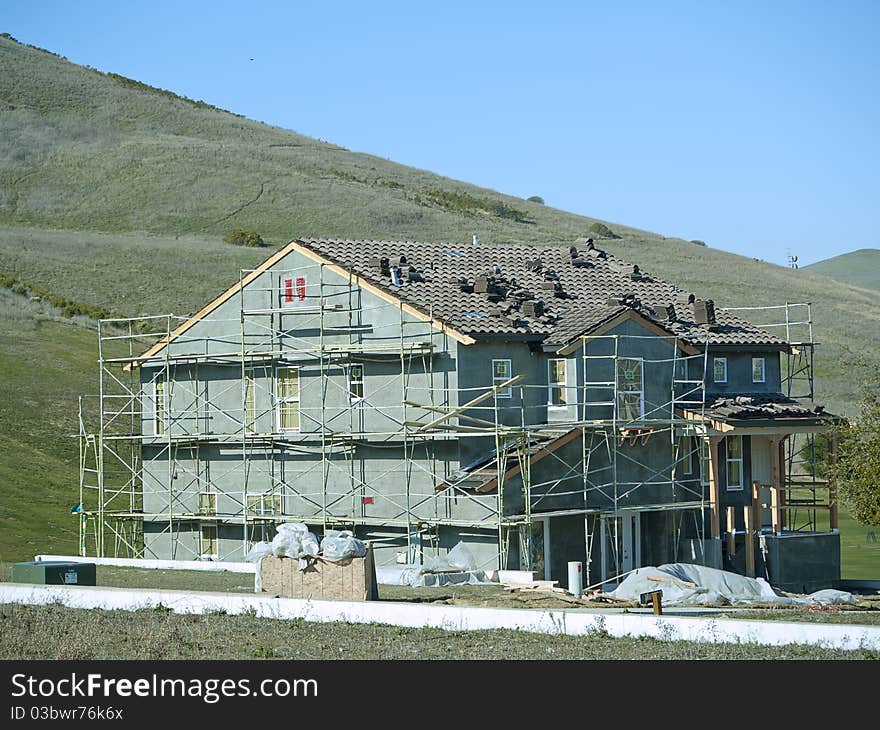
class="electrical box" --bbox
[11,561,96,586]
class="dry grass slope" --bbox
[0,34,879,568]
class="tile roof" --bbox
[296,238,787,349]
[702,394,833,422]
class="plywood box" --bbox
[260,545,377,601]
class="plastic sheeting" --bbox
[244,523,320,592]
[604,563,858,607]
[376,542,494,587]
[320,530,367,562]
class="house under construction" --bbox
[77,237,840,591]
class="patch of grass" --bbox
[0,603,872,659]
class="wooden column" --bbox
[743,483,758,577]
[769,437,786,534]
[707,436,722,539]
[827,432,838,530]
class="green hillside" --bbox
[804,249,880,291]
[0,34,879,565]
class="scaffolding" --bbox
[717,302,832,533]
[77,260,823,582]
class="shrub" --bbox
[527,195,544,204]
[588,222,620,239]
[223,228,265,247]
[691,239,708,247]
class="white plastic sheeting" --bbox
[320,530,366,562]
[605,564,858,607]
[376,542,494,587]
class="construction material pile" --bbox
[245,523,368,591]
[604,564,857,607]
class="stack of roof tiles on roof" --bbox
[703,394,832,421]
[298,238,786,350]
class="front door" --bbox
[521,518,551,580]
[601,511,641,582]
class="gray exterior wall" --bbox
[135,249,808,580]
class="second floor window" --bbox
[616,357,644,420]
[548,358,568,406]
[244,369,256,434]
[154,376,168,436]
[348,364,365,402]
[492,359,512,398]
[726,436,744,491]
[198,492,217,515]
[678,436,694,476]
[276,367,301,432]
[713,357,728,383]
[752,357,765,383]
[247,493,282,516]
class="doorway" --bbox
[601,511,641,582]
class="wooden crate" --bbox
[260,545,377,601]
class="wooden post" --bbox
[770,485,786,535]
[827,432,838,530]
[726,506,736,557]
[651,591,662,616]
[769,437,786,534]
[707,436,722,540]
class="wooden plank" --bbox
[475,427,582,493]
[707,436,722,539]
[416,375,524,432]
[646,575,696,588]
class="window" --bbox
[245,369,256,433]
[752,357,766,383]
[700,439,711,485]
[725,436,744,491]
[548,359,568,406]
[679,436,693,476]
[713,357,727,383]
[154,377,167,435]
[247,493,282,516]
[347,364,365,402]
[198,492,217,515]
[200,524,218,559]
[616,357,644,420]
[276,367,301,431]
[492,359,512,398]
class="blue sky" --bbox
[5,1,878,265]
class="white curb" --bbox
[2,583,878,651]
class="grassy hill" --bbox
[804,249,880,291]
[1,34,879,566]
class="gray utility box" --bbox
[11,561,96,586]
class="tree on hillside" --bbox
[223,228,265,247]
[829,369,880,526]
